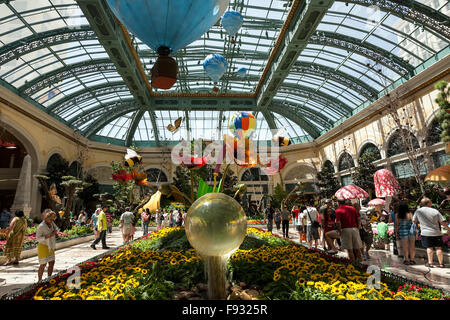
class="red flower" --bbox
[112,170,132,181]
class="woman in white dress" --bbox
[36,210,59,282]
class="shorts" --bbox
[306,225,319,241]
[421,235,443,248]
[37,243,55,265]
[341,228,362,250]
[399,234,415,241]
[359,229,373,245]
[325,230,340,239]
[122,224,133,236]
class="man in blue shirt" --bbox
[0,208,11,229]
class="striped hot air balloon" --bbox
[228,112,256,140]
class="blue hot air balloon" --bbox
[106,0,230,89]
[221,10,244,44]
[203,54,227,92]
[236,67,247,78]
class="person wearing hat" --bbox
[36,210,59,281]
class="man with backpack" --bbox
[303,202,320,248]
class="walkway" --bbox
[0,225,448,298]
[0,227,154,298]
[263,225,450,292]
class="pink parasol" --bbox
[335,184,369,199]
[374,169,401,198]
[368,198,385,206]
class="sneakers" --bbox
[90,244,96,250]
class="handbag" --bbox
[307,209,320,228]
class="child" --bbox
[377,217,390,250]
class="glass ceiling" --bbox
[0,0,449,146]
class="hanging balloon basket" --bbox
[230,36,236,44]
[212,82,219,92]
[151,46,178,90]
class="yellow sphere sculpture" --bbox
[185,192,247,257]
[185,192,247,299]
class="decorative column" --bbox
[10,154,32,217]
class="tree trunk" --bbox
[37,177,57,212]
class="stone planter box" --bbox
[0,233,95,264]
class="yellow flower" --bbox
[307,281,314,286]
[114,293,125,300]
[337,295,346,300]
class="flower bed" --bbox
[247,219,264,225]
[0,225,94,256]
[4,227,449,300]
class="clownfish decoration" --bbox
[124,148,142,167]
[167,117,183,133]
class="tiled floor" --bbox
[265,225,450,291]
[0,225,448,298]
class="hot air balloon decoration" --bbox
[224,135,258,168]
[221,10,244,44]
[228,112,256,140]
[106,0,230,89]
[203,54,227,92]
[235,67,247,78]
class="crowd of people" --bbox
[264,197,450,266]
[0,204,188,282]
[1,195,449,285]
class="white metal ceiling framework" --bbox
[0,0,449,146]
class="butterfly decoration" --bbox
[124,148,142,167]
[131,170,149,187]
[167,117,183,133]
[49,183,62,204]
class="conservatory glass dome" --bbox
[0,0,449,146]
